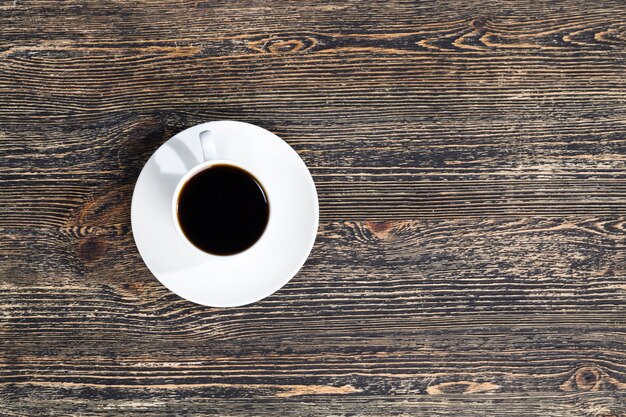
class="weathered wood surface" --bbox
[1,0,625,415]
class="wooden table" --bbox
[1,1,625,415]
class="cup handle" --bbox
[199,130,217,161]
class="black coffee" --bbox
[177,164,269,256]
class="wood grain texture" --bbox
[1,0,625,415]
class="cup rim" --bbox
[170,159,270,259]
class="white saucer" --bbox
[131,121,319,307]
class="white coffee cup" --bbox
[170,130,272,259]
[132,120,318,307]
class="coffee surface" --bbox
[177,164,269,255]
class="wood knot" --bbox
[77,238,108,264]
[561,366,607,391]
[471,17,488,29]
[426,381,499,395]
[268,40,305,53]
[248,35,318,54]
[70,183,133,226]
[576,367,602,390]
[121,280,153,296]
[364,221,395,240]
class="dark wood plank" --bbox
[1,0,625,415]
[2,218,626,415]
